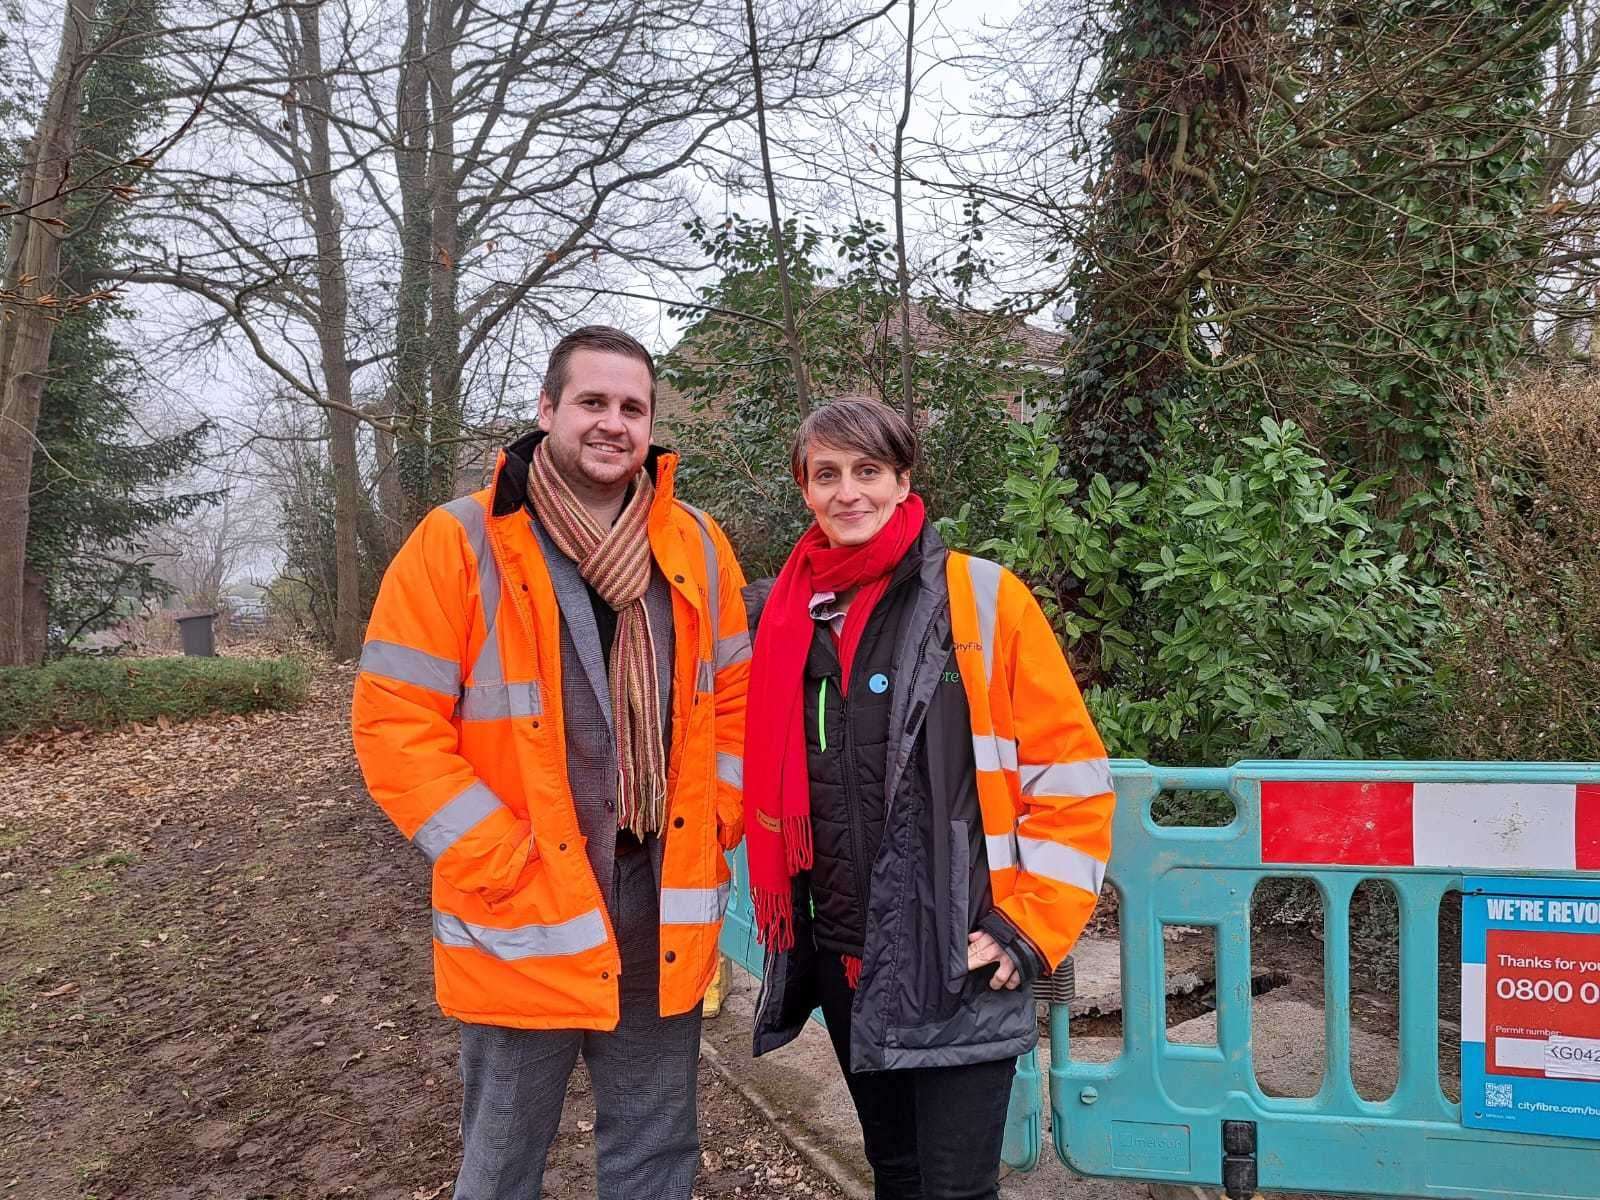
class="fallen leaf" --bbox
[412,1184,449,1200]
[40,982,78,998]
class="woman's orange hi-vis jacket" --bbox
[352,439,749,1030]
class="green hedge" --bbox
[0,656,310,739]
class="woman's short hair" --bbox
[790,396,918,484]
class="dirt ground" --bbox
[0,660,845,1200]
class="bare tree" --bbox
[110,0,887,576]
[148,494,277,610]
[289,0,362,659]
[0,0,258,665]
[742,0,813,413]
[891,0,916,422]
[1530,0,1600,361]
[0,0,98,665]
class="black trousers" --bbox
[815,952,1017,1200]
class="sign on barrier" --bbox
[1464,875,1600,1140]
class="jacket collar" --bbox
[491,428,677,518]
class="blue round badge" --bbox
[868,672,889,694]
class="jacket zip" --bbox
[838,671,873,931]
[885,616,939,821]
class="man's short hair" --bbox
[542,325,657,409]
[790,396,918,484]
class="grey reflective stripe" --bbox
[967,555,1003,682]
[458,681,543,721]
[432,907,609,959]
[716,751,743,789]
[360,639,460,697]
[1017,835,1106,893]
[680,503,720,692]
[413,781,503,861]
[443,496,500,637]
[660,882,732,925]
[715,631,751,670]
[972,734,1019,774]
[444,494,512,704]
[1020,757,1113,797]
[986,830,1020,871]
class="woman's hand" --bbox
[966,931,1021,990]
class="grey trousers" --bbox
[453,849,703,1200]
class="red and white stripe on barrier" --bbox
[1259,780,1600,870]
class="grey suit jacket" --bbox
[530,516,674,912]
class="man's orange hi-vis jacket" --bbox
[353,440,749,1030]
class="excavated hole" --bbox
[1049,967,1293,1040]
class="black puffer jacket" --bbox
[750,524,1044,1072]
[800,550,916,958]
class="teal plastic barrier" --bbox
[725,760,1600,1193]
[1044,759,1600,1199]
[720,839,761,980]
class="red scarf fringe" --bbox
[842,954,863,990]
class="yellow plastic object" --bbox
[703,954,731,1018]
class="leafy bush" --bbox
[985,411,1439,763]
[1433,373,1600,761]
[0,655,309,739]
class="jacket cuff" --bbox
[979,910,1046,986]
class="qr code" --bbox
[1486,1083,1513,1109]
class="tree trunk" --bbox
[741,0,811,414]
[0,0,97,666]
[294,2,362,660]
[394,0,434,529]
[426,0,463,502]
[371,391,407,559]
[892,0,917,424]
[21,565,48,660]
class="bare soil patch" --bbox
[0,659,842,1200]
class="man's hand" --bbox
[966,930,1020,990]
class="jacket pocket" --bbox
[947,818,970,989]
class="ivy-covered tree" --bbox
[973,0,1566,549]
[18,0,216,654]
[275,460,388,650]
[1059,0,1261,482]
[1274,0,1561,542]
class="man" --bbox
[352,325,750,1200]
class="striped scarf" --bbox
[526,441,666,838]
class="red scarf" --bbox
[743,494,926,953]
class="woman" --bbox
[742,397,1116,1200]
